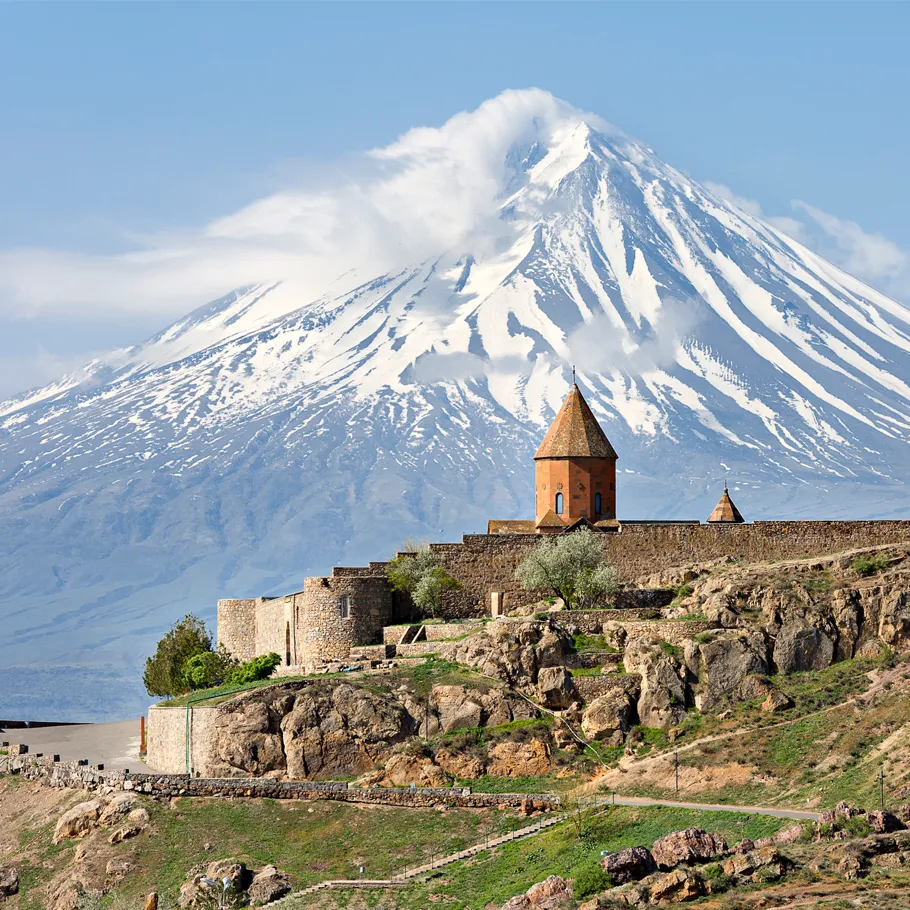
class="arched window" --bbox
[555,492,564,515]
[339,594,352,619]
[595,492,602,515]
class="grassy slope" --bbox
[294,806,786,910]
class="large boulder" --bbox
[648,868,704,904]
[434,747,486,780]
[526,875,572,907]
[0,866,18,900]
[723,845,792,881]
[624,640,688,729]
[773,620,835,674]
[99,792,140,826]
[279,684,415,779]
[581,684,638,746]
[487,739,552,778]
[868,810,906,833]
[536,667,579,710]
[600,846,656,884]
[383,752,450,788]
[213,700,287,776]
[430,685,484,733]
[53,800,103,844]
[248,865,291,906]
[686,630,769,707]
[651,829,728,869]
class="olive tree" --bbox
[387,541,461,618]
[515,528,619,609]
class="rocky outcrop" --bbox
[180,860,255,908]
[624,640,688,729]
[445,620,574,691]
[722,845,792,881]
[773,619,835,674]
[601,846,657,884]
[53,800,103,844]
[249,865,291,906]
[487,739,552,777]
[536,666,579,709]
[651,829,728,869]
[0,866,18,901]
[499,875,572,909]
[685,630,769,708]
[649,868,704,903]
[430,685,536,734]
[581,682,638,745]
[383,752,451,788]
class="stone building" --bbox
[217,380,910,668]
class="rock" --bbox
[723,845,792,880]
[648,868,704,904]
[624,640,687,729]
[500,897,531,910]
[734,674,774,701]
[431,685,484,733]
[109,825,143,845]
[838,852,865,879]
[868,810,906,833]
[213,700,287,777]
[761,690,794,713]
[0,866,19,899]
[732,838,755,854]
[581,683,639,746]
[487,739,552,778]
[383,752,450,788]
[690,630,769,706]
[773,620,835,674]
[47,878,87,910]
[128,806,151,825]
[600,846,656,884]
[434,747,486,780]
[144,896,159,910]
[820,801,865,826]
[106,859,134,876]
[99,792,139,826]
[536,666,578,709]
[651,829,728,869]
[770,824,805,846]
[526,875,571,907]
[53,800,103,844]
[206,859,254,892]
[248,864,291,905]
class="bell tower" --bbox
[534,381,618,528]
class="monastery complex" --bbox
[218,382,910,672]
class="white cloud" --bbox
[0,89,596,325]
[705,183,910,301]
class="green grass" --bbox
[112,796,524,904]
[293,805,787,910]
[852,552,892,577]
[572,633,618,653]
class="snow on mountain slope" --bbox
[2,96,910,720]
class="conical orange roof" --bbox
[534,384,618,460]
[707,485,745,523]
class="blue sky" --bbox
[1,1,909,394]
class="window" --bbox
[285,623,291,666]
[339,594,352,619]
[595,492,602,515]
[555,492,564,515]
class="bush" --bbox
[852,552,891,577]
[572,862,611,898]
[229,652,282,686]
[702,862,731,893]
[182,646,238,691]
[515,528,620,609]
[143,614,213,697]
[387,542,461,618]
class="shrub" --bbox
[515,528,620,609]
[143,614,214,697]
[387,542,461,618]
[229,652,282,686]
[674,582,694,599]
[852,553,891,577]
[572,862,611,898]
[182,646,238,691]
[702,862,731,893]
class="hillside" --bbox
[3,90,910,721]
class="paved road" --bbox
[602,794,819,822]
[1,719,145,771]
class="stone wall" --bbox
[146,705,221,776]
[555,607,665,633]
[427,522,910,619]
[217,599,257,662]
[613,620,717,645]
[0,755,558,812]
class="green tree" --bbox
[387,541,461,618]
[182,645,238,691]
[143,614,213,697]
[229,652,282,686]
[515,528,619,609]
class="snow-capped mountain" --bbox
[3,98,910,720]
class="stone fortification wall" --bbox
[555,607,665,633]
[299,575,391,666]
[611,620,717,645]
[0,754,558,812]
[427,521,910,619]
[217,599,257,662]
[147,705,221,776]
